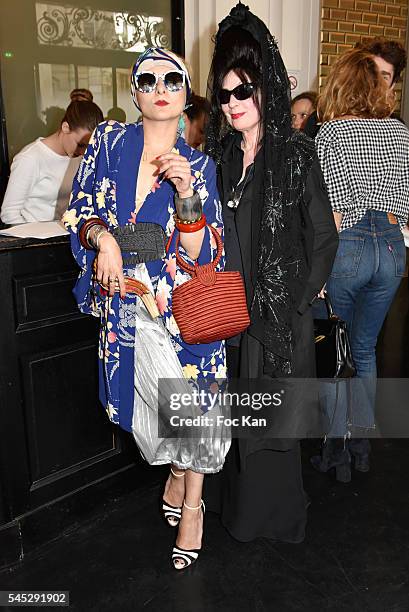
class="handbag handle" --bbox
[323,292,338,320]
[175,225,223,276]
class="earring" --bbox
[177,114,186,137]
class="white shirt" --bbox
[0,138,81,225]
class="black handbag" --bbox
[314,293,356,379]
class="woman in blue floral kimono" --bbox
[63,48,230,569]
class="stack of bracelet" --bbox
[174,191,206,232]
[79,217,110,250]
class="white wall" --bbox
[184,0,321,97]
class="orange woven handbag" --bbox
[172,225,250,344]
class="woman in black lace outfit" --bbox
[204,4,339,542]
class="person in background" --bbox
[42,91,94,135]
[311,48,409,480]
[360,38,407,90]
[43,106,65,135]
[107,106,127,123]
[307,38,407,475]
[0,96,103,225]
[183,93,210,148]
[304,37,407,138]
[291,91,317,131]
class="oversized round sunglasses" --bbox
[134,70,186,93]
[219,82,256,105]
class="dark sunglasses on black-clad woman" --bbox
[219,82,256,105]
[134,70,186,93]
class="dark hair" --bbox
[70,88,94,102]
[317,48,394,122]
[185,93,211,122]
[357,38,407,83]
[107,106,126,122]
[61,100,104,132]
[208,25,263,137]
[291,91,317,108]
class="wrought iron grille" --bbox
[36,3,170,51]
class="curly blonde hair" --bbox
[317,48,395,123]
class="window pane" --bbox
[78,66,113,117]
[116,68,139,124]
[38,64,76,134]
[0,0,174,161]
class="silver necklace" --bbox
[227,163,254,209]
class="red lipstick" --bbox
[155,100,169,106]
[231,112,245,119]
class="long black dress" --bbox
[204,132,339,542]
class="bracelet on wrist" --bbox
[79,217,108,249]
[175,214,206,233]
[174,190,202,223]
[87,225,107,250]
[94,228,110,250]
[85,225,97,246]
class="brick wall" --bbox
[320,0,408,104]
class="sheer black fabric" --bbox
[206,3,316,375]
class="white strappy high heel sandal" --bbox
[172,499,205,570]
[161,468,185,527]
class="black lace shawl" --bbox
[206,3,316,375]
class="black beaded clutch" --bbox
[112,223,167,265]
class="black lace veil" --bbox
[206,3,316,375]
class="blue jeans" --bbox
[316,210,406,437]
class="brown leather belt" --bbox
[387,212,398,225]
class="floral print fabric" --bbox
[63,120,226,432]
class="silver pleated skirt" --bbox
[130,268,231,474]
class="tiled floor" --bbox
[1,281,408,612]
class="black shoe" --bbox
[311,438,351,483]
[162,500,182,527]
[347,438,370,472]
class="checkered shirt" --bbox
[316,118,409,232]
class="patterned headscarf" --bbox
[131,47,192,111]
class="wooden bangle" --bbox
[175,215,206,233]
[79,217,108,249]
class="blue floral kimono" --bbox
[64,120,226,437]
